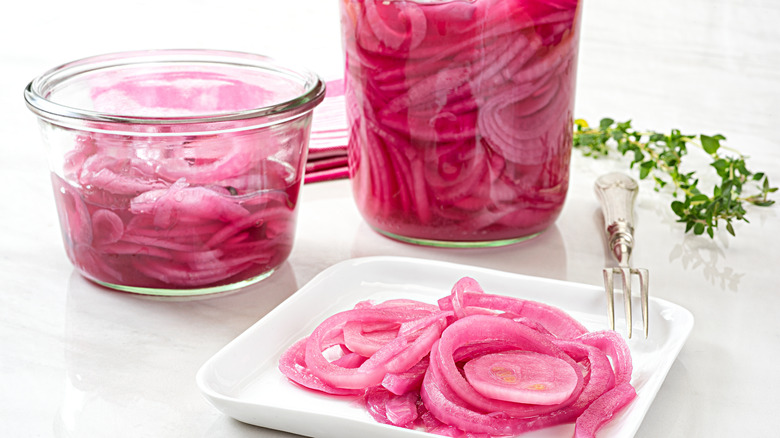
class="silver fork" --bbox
[594,173,650,339]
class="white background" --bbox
[2,1,779,437]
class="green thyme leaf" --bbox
[700,134,724,155]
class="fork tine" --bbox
[619,267,633,339]
[603,268,616,331]
[636,268,650,339]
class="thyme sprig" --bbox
[573,118,777,238]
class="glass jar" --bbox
[25,50,325,295]
[341,0,582,247]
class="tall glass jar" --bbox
[341,0,582,247]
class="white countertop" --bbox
[2,1,779,437]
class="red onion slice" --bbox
[304,306,439,389]
[278,338,362,396]
[364,386,420,428]
[463,351,580,405]
[382,356,429,396]
[439,281,589,339]
[434,314,585,418]
[574,382,636,438]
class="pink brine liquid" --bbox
[52,173,299,290]
[342,0,581,244]
[51,130,304,291]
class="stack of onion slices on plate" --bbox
[278,277,635,437]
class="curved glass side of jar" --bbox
[42,119,311,294]
[341,0,582,246]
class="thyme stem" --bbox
[573,118,777,238]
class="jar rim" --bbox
[23,49,326,130]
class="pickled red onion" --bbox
[52,88,309,290]
[343,0,582,242]
[463,351,579,405]
[277,277,636,437]
[303,305,445,389]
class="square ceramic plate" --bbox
[196,256,694,437]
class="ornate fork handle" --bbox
[594,172,638,267]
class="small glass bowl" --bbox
[25,49,325,296]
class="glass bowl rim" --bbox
[23,48,326,128]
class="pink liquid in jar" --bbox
[51,130,305,291]
[341,0,582,245]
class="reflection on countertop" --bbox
[55,266,299,437]
[350,221,569,281]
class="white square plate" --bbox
[196,256,693,437]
